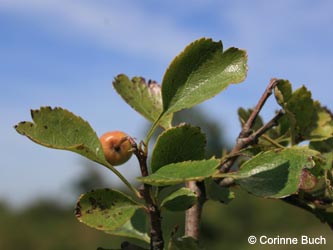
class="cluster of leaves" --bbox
[15,38,333,249]
[234,80,333,225]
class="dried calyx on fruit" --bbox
[99,131,133,166]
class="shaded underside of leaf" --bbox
[75,189,142,231]
[231,147,320,198]
[160,187,197,211]
[204,178,235,204]
[113,74,172,129]
[151,124,206,173]
[105,209,150,243]
[139,159,220,186]
[161,37,248,116]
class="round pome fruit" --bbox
[99,131,133,166]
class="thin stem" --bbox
[219,78,281,173]
[260,134,285,149]
[251,109,285,139]
[240,78,278,137]
[129,138,164,250]
[144,113,164,145]
[103,163,141,198]
[185,181,206,240]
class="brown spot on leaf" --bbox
[299,169,317,191]
[98,203,108,210]
[74,203,82,218]
[89,197,97,207]
[76,145,85,150]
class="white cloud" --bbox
[0,0,194,62]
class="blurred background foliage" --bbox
[1,107,332,250]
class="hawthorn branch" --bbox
[252,109,285,139]
[185,181,206,240]
[129,138,164,250]
[241,78,279,136]
[219,78,281,173]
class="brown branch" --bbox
[219,78,281,173]
[250,109,285,140]
[185,181,206,240]
[240,78,279,137]
[129,138,164,250]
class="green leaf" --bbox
[168,236,203,250]
[105,209,150,243]
[161,38,247,117]
[286,86,317,144]
[14,107,140,196]
[75,189,142,231]
[321,152,333,171]
[14,107,106,165]
[310,137,333,153]
[151,124,206,173]
[310,104,333,141]
[138,159,219,186]
[274,79,292,106]
[310,138,333,171]
[113,75,173,129]
[306,175,333,201]
[224,147,319,198]
[274,82,333,144]
[204,178,235,204]
[160,187,197,211]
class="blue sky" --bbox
[1,0,332,207]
